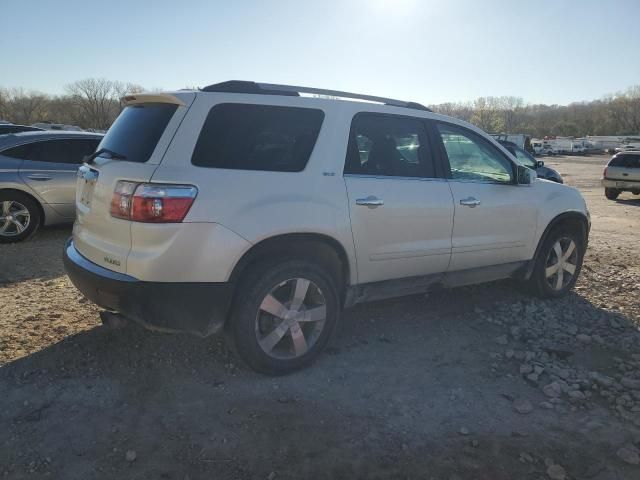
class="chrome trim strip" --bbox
[344,174,448,182]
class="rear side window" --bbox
[191,104,324,172]
[2,143,33,159]
[344,113,436,178]
[97,103,178,163]
[1,138,100,164]
[610,154,640,168]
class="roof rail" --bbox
[201,81,431,112]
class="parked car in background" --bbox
[614,143,640,153]
[63,81,589,375]
[0,124,45,135]
[602,152,640,200]
[497,140,563,183]
[0,131,102,242]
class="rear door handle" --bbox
[460,197,481,207]
[26,174,53,181]
[356,196,384,207]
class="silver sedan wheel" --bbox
[545,237,578,291]
[0,201,30,237]
[255,277,327,359]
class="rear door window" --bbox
[191,104,324,172]
[33,139,101,164]
[97,103,178,163]
[344,113,436,178]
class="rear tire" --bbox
[605,188,620,200]
[528,225,585,298]
[0,191,41,243]
[229,259,340,375]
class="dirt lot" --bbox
[1,154,640,480]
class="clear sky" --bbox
[3,0,639,105]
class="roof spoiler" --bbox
[121,93,186,107]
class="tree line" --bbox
[0,79,144,131]
[1,79,639,138]
[430,85,640,138]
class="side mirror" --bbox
[536,160,545,168]
[517,164,536,184]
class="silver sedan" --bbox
[0,131,103,242]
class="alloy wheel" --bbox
[0,201,30,237]
[255,277,327,359]
[545,237,578,291]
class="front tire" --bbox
[605,188,620,200]
[0,192,40,243]
[229,259,340,375]
[528,226,584,298]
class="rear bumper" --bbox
[63,238,233,336]
[602,178,640,190]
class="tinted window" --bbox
[191,104,324,172]
[35,139,100,164]
[2,143,33,159]
[344,114,435,178]
[610,154,640,168]
[1,139,99,163]
[438,123,514,183]
[97,103,178,163]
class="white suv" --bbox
[64,81,590,374]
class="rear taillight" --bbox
[110,181,137,219]
[110,181,197,223]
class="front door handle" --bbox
[356,196,384,208]
[460,197,481,207]
[26,174,53,181]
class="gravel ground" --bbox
[1,154,639,480]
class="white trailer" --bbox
[585,136,624,153]
[571,139,587,154]
[549,137,573,154]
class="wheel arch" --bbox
[228,232,352,301]
[0,187,45,226]
[525,211,589,280]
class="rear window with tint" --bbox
[191,103,324,172]
[97,103,178,163]
[610,154,640,168]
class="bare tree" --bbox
[471,97,498,132]
[2,79,640,137]
[3,88,47,125]
[66,78,125,130]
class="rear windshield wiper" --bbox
[84,148,127,165]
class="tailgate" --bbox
[73,93,195,273]
[607,166,640,182]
